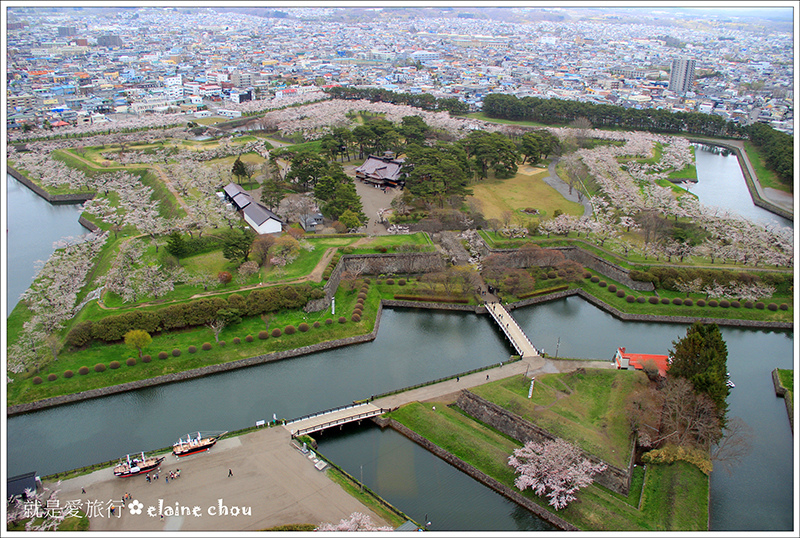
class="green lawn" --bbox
[7,280,378,406]
[470,369,645,468]
[743,140,791,193]
[387,398,708,531]
[469,166,584,221]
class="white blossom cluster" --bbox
[316,512,393,532]
[9,232,108,374]
[509,438,607,510]
[6,482,64,531]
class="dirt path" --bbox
[150,164,190,212]
[98,247,338,310]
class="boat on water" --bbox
[172,431,227,458]
[114,452,165,478]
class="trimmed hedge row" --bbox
[517,285,569,299]
[393,295,469,304]
[66,283,318,346]
[595,279,790,312]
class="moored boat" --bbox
[114,452,165,478]
[172,431,227,458]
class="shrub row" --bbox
[517,285,569,299]
[393,295,469,304]
[66,284,319,346]
[595,279,789,311]
[322,252,342,281]
[630,266,792,294]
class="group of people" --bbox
[145,468,181,483]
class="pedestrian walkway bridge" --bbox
[485,302,539,359]
[284,402,385,438]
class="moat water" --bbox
[6,301,793,531]
[4,145,795,531]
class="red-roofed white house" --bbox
[614,347,670,378]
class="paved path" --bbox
[51,427,390,531]
[374,356,613,410]
[353,176,401,235]
[543,158,593,217]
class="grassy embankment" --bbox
[386,369,709,531]
[776,368,793,412]
[741,140,792,194]
[468,166,584,221]
[6,235,432,406]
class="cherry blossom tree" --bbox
[316,512,393,532]
[508,438,607,510]
[6,481,65,531]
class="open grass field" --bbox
[468,167,584,221]
[470,369,646,468]
[387,399,708,531]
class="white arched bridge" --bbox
[485,301,539,358]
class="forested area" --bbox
[325,85,470,115]
[482,93,793,188]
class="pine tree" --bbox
[231,155,247,184]
[668,322,730,426]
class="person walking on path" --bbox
[228,468,233,477]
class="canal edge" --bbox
[375,416,578,531]
[771,368,794,434]
[7,164,96,204]
[7,295,791,416]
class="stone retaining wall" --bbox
[305,252,447,312]
[380,417,577,530]
[771,369,794,433]
[382,299,480,313]
[479,238,653,292]
[559,247,654,292]
[7,165,96,203]
[78,216,100,232]
[455,390,633,496]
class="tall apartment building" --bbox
[668,58,695,93]
[231,70,253,88]
[58,26,77,37]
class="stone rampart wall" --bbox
[479,237,653,292]
[381,418,577,530]
[455,390,632,496]
[305,252,446,312]
[7,165,96,203]
[772,368,794,433]
[559,247,654,292]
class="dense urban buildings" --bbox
[4,5,795,135]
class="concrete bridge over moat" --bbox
[284,304,541,438]
[284,402,386,438]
